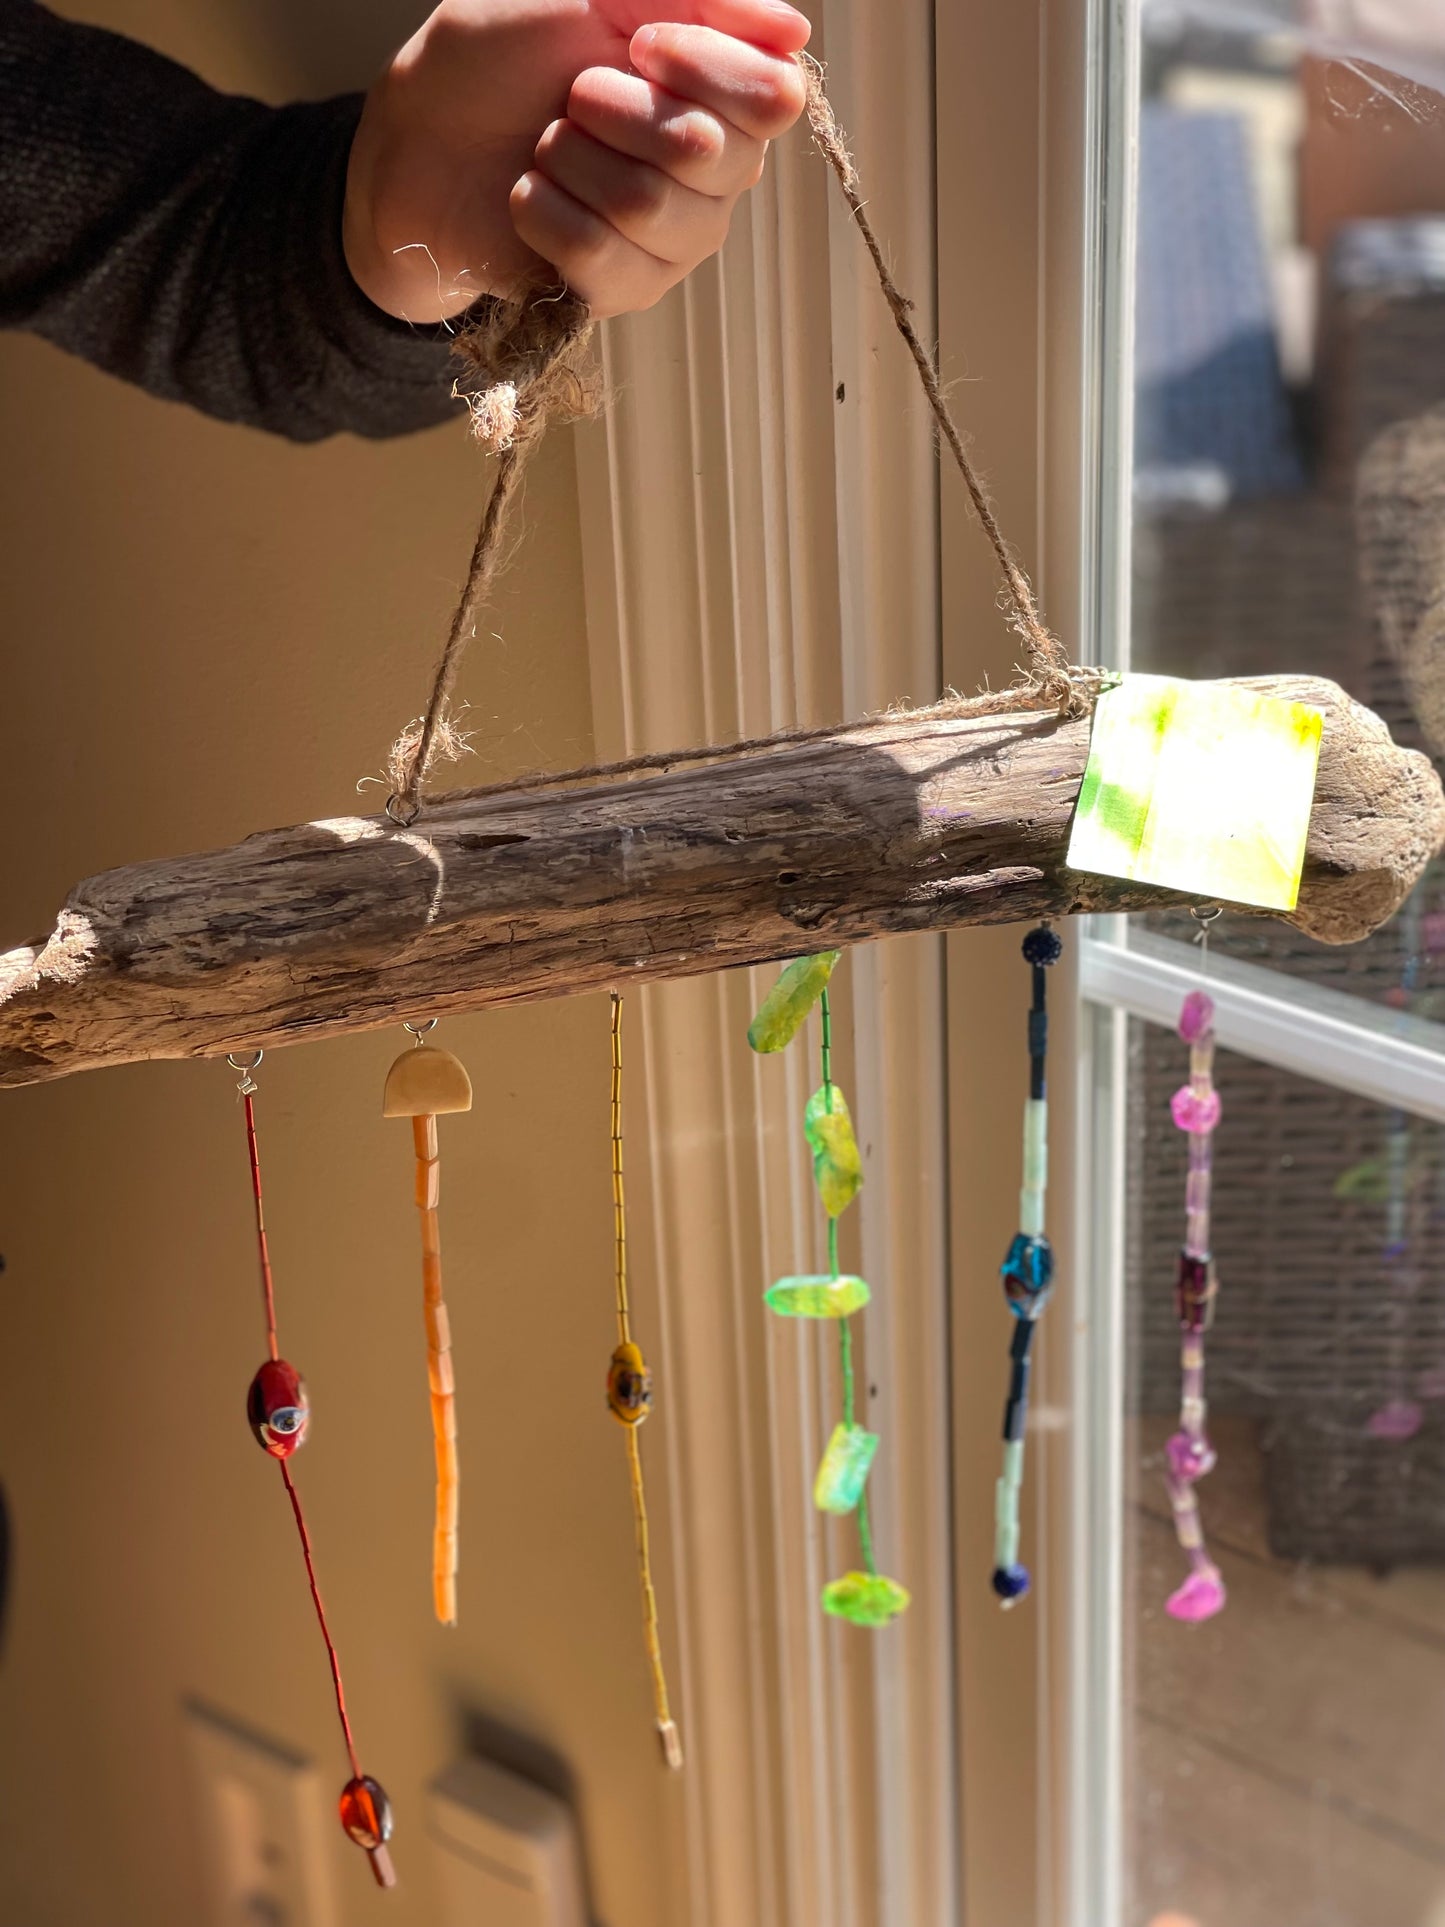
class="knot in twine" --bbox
[449,292,596,454]
[387,291,595,825]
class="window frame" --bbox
[1070,4,1445,1921]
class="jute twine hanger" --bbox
[383,56,1098,830]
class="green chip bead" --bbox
[764,1274,871,1318]
[804,1084,862,1217]
[813,1422,879,1514]
[821,1570,912,1627]
[747,952,843,1053]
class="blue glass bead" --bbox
[1001,1231,1054,1317]
[992,1564,1031,1604]
[1021,926,1062,967]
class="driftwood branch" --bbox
[2,675,1441,1088]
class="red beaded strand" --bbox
[230,1052,396,1890]
[241,1087,280,1364]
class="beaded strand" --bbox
[228,1053,396,1889]
[991,924,1061,1605]
[750,955,909,1628]
[1163,987,1226,1623]
[605,993,683,1769]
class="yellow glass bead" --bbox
[747,953,843,1053]
[821,1571,911,1627]
[765,1274,871,1318]
[813,1422,879,1514]
[607,1342,653,1426]
[804,1084,862,1217]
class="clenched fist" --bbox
[343,0,812,323]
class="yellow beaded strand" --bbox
[608,992,682,1770]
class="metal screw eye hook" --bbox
[403,1017,439,1048]
[386,793,420,829]
[226,1048,264,1095]
[1190,905,1223,973]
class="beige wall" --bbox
[0,6,678,1922]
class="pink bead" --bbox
[1366,1399,1422,1442]
[1166,1430,1216,1481]
[1171,1084,1222,1133]
[1177,990,1215,1044]
[1166,1569,1226,1623]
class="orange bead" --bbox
[339,1774,393,1851]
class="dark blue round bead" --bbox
[1022,925,1063,967]
[992,1564,1031,1603]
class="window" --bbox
[1081,6,1445,1924]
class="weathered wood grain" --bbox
[2,675,1441,1087]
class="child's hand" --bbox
[344,0,811,323]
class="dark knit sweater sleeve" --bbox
[0,0,462,440]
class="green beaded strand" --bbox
[751,955,909,1627]
[821,991,876,1577]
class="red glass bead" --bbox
[339,1774,393,1850]
[246,1358,309,1459]
[1175,1252,1217,1334]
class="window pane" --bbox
[1129,6,1445,1016]
[1123,1018,1445,1927]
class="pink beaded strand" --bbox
[1164,986,1226,1624]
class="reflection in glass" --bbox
[1125,1024,1445,1927]
[1132,3,1445,1017]
[1124,11,1445,1921]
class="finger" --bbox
[509,170,679,318]
[629,24,808,142]
[567,68,766,197]
[533,120,731,263]
[665,0,812,55]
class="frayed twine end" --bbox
[385,708,475,799]
[799,54,861,199]
[453,378,520,452]
[360,707,476,824]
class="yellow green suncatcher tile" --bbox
[1065,676,1322,911]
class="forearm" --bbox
[0,0,461,441]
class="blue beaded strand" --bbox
[991,922,1061,1605]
